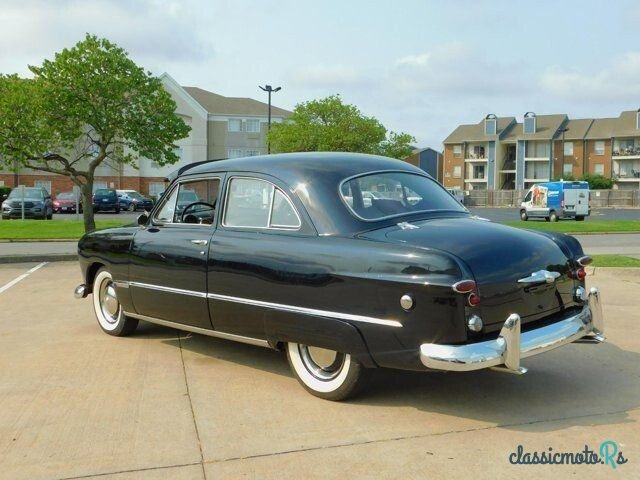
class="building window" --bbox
[563,163,573,176]
[525,141,550,158]
[228,119,242,132]
[246,119,260,133]
[524,113,536,134]
[227,149,244,158]
[563,142,573,156]
[594,141,605,155]
[148,182,165,199]
[93,182,107,192]
[34,180,51,193]
[245,149,260,156]
[525,162,548,180]
[452,145,462,157]
[453,165,462,178]
[594,164,604,175]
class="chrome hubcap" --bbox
[299,345,344,381]
[100,281,119,323]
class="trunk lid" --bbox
[361,217,577,329]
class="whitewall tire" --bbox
[92,268,138,336]
[286,342,364,401]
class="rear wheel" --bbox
[92,268,138,336]
[286,343,364,401]
[115,207,120,214]
[520,210,528,221]
[127,203,136,212]
[576,216,585,221]
[549,211,559,222]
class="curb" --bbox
[0,239,78,243]
[0,254,78,264]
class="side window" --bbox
[524,190,532,202]
[154,179,219,224]
[224,177,300,229]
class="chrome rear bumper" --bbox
[420,287,604,374]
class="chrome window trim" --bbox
[152,176,221,227]
[338,169,468,223]
[123,311,270,348]
[125,281,402,328]
[221,175,302,231]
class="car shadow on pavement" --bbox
[137,321,638,432]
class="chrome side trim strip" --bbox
[113,280,129,288]
[126,281,402,327]
[123,311,270,348]
[129,281,207,298]
[207,292,403,328]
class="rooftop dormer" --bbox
[524,112,536,134]
[484,114,497,136]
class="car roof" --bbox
[173,152,439,236]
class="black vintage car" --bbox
[75,153,604,400]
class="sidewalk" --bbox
[0,241,77,263]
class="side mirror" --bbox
[137,213,149,226]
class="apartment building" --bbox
[403,147,442,182]
[0,73,292,197]
[443,110,640,191]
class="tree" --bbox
[0,34,191,232]
[266,95,415,159]
[580,173,614,190]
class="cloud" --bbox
[540,52,640,101]
[0,0,213,75]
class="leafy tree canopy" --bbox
[266,95,415,159]
[0,34,190,232]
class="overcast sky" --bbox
[2,0,640,148]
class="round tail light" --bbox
[452,280,476,294]
[468,293,481,306]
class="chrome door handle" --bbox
[518,270,560,284]
[190,239,208,246]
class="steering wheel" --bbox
[181,201,216,224]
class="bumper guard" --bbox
[420,287,604,374]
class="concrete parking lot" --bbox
[0,262,638,479]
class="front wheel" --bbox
[520,210,528,221]
[549,211,559,222]
[286,343,364,401]
[127,203,136,212]
[92,268,138,336]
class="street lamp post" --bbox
[259,84,281,154]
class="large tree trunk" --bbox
[80,180,96,233]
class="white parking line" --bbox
[0,262,48,294]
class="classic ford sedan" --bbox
[75,153,605,400]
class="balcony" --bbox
[464,144,488,162]
[614,158,640,180]
[612,141,640,160]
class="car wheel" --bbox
[127,203,135,212]
[47,210,53,220]
[92,268,138,336]
[286,342,364,401]
[520,210,528,221]
[576,216,585,221]
[549,211,559,222]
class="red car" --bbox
[53,191,83,213]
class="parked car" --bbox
[446,188,465,204]
[74,153,605,401]
[2,187,53,220]
[116,190,154,212]
[520,181,590,222]
[54,191,83,213]
[92,188,120,213]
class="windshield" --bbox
[8,188,44,200]
[340,172,466,221]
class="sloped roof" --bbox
[585,117,619,139]
[521,114,567,140]
[611,110,640,137]
[561,118,594,140]
[443,117,515,143]
[183,87,292,117]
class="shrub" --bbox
[580,173,613,190]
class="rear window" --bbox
[340,172,466,221]
[94,189,113,196]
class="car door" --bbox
[128,176,222,330]
[207,175,309,338]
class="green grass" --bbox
[503,220,640,234]
[0,219,128,240]
[591,255,640,268]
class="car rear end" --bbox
[93,189,119,213]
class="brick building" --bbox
[0,73,291,198]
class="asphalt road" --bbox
[0,262,638,479]
[469,207,640,223]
